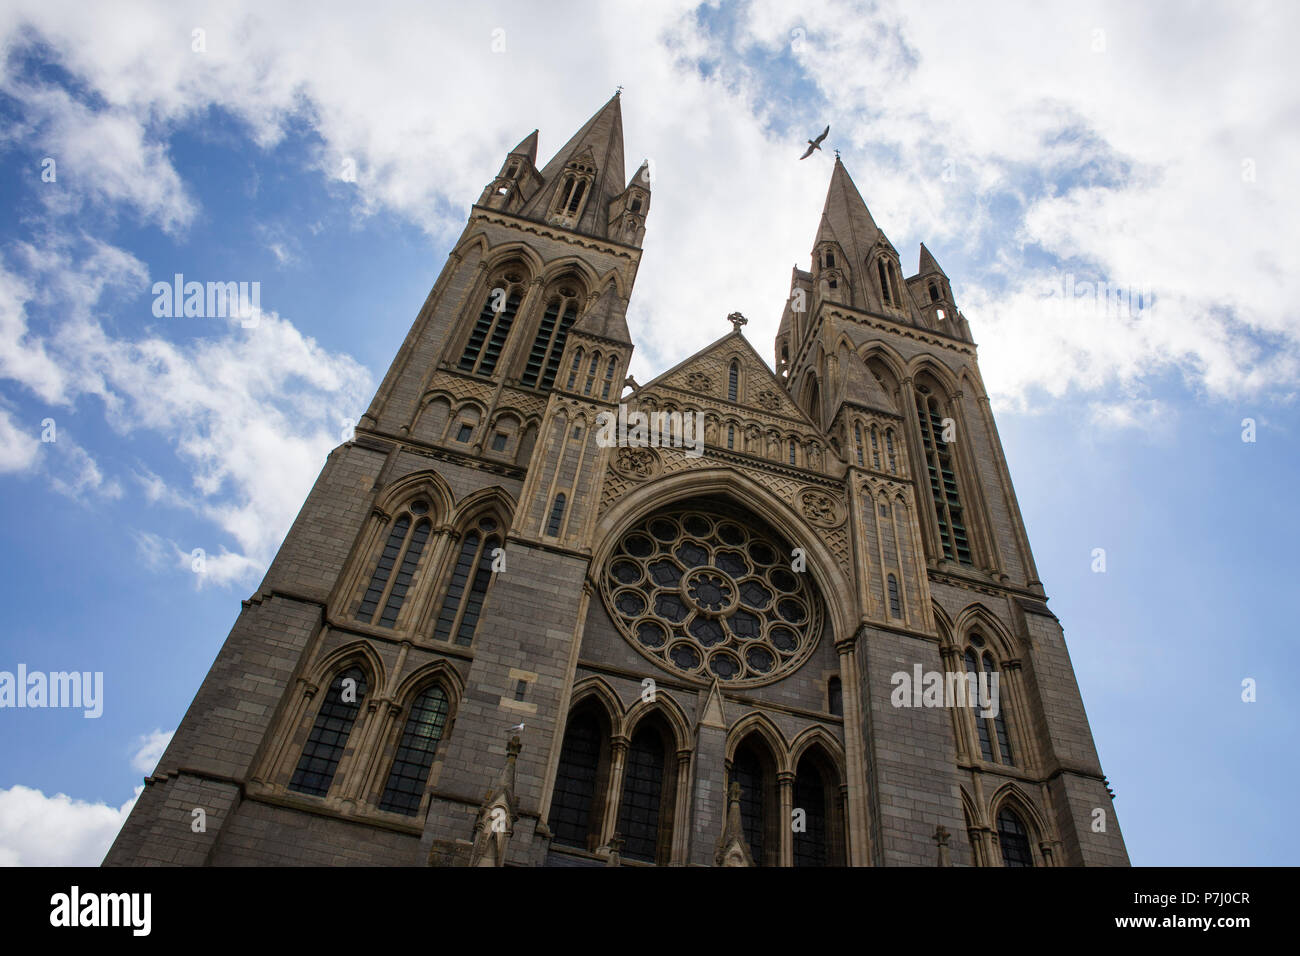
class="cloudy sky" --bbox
[0,0,1296,865]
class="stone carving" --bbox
[800,488,843,527]
[756,389,781,411]
[612,445,660,480]
[686,371,713,393]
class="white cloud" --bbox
[0,785,139,867]
[0,406,39,473]
[130,729,175,775]
[0,238,370,586]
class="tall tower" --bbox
[104,101,1127,868]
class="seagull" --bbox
[799,125,830,160]
[508,722,526,734]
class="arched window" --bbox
[877,259,892,306]
[546,493,567,537]
[357,500,433,628]
[887,574,902,618]
[885,428,897,474]
[582,352,600,396]
[870,426,881,469]
[432,517,501,646]
[853,423,864,466]
[964,632,1013,765]
[458,273,523,376]
[916,386,972,564]
[788,439,797,465]
[827,676,843,717]
[727,425,735,450]
[602,356,618,399]
[548,705,610,851]
[521,287,581,389]
[615,719,675,864]
[378,684,450,815]
[728,360,739,402]
[566,348,583,390]
[289,666,368,797]
[997,808,1034,867]
[929,281,940,302]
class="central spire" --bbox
[519,94,627,238]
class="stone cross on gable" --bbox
[727,311,748,332]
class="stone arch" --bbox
[624,692,691,754]
[307,640,386,700]
[725,711,790,775]
[588,467,856,651]
[538,255,600,297]
[451,485,517,529]
[375,469,455,525]
[987,781,1051,850]
[789,724,845,777]
[479,241,544,279]
[390,658,465,713]
[952,602,1020,658]
[568,675,626,739]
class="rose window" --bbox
[602,501,824,686]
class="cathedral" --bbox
[104,93,1129,867]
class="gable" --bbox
[635,332,820,431]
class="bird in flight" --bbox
[800,125,830,160]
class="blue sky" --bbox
[0,0,1296,865]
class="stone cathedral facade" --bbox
[105,94,1128,868]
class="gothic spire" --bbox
[519,93,627,238]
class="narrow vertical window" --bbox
[548,710,605,850]
[432,518,500,647]
[728,360,739,402]
[793,762,829,867]
[583,353,599,396]
[887,574,901,618]
[547,494,567,537]
[853,423,864,466]
[602,356,617,399]
[886,429,897,474]
[459,281,522,376]
[870,426,881,469]
[877,259,892,306]
[727,425,735,450]
[616,724,668,864]
[358,501,432,627]
[731,747,766,866]
[929,281,940,302]
[566,349,583,390]
[378,685,450,815]
[916,391,971,564]
[965,649,994,761]
[997,809,1034,867]
[827,676,843,717]
[289,667,368,797]
[984,652,1013,764]
[788,440,797,465]
[568,178,587,213]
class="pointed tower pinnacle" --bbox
[918,242,946,278]
[510,129,539,165]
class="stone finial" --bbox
[714,781,755,867]
[727,311,748,332]
[468,736,522,867]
